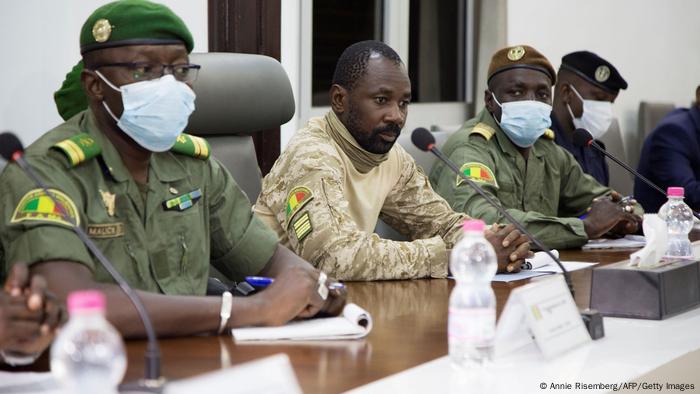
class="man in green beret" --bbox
[429,45,642,249]
[0,0,344,338]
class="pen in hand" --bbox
[245,276,345,290]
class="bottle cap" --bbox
[462,219,485,232]
[67,290,106,314]
[667,187,684,197]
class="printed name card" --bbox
[495,275,591,359]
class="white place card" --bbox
[495,275,590,359]
[165,353,302,394]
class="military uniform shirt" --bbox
[429,108,612,249]
[636,106,700,212]
[0,109,278,295]
[254,112,467,281]
[551,115,610,186]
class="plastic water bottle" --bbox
[449,219,497,369]
[51,290,126,394]
[658,187,694,258]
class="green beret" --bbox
[487,45,556,84]
[80,0,193,54]
[54,61,87,121]
[55,0,194,120]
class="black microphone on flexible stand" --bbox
[0,132,164,393]
[412,127,605,339]
[572,128,700,221]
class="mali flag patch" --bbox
[457,162,498,187]
[285,186,313,224]
[11,188,80,227]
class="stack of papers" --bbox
[582,235,646,250]
[231,303,372,341]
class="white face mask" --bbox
[492,93,552,148]
[566,85,614,140]
[96,70,196,152]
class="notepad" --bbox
[231,303,372,342]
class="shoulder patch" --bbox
[11,188,80,227]
[542,129,555,140]
[457,162,498,188]
[292,212,313,242]
[51,133,101,167]
[469,122,496,141]
[171,134,211,160]
[285,186,314,226]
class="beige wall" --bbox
[506,0,700,159]
[0,0,207,153]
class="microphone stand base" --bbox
[580,308,605,340]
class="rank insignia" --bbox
[292,212,312,242]
[163,189,202,212]
[507,46,525,61]
[285,186,313,224]
[92,18,112,43]
[11,188,80,227]
[99,189,116,217]
[457,162,498,188]
[595,65,611,82]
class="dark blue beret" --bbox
[560,51,627,93]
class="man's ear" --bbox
[695,85,700,107]
[330,84,348,114]
[81,68,104,102]
[484,89,496,113]
[560,83,573,105]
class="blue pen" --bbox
[245,276,274,287]
[245,276,345,290]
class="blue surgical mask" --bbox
[491,92,552,148]
[96,71,196,152]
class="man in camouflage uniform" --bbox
[0,0,343,338]
[430,45,641,250]
[255,41,531,280]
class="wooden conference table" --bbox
[117,246,659,393]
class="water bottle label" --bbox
[448,307,495,345]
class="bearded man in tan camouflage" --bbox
[255,40,531,280]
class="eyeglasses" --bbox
[92,62,201,83]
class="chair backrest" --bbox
[396,127,458,174]
[186,52,295,202]
[599,118,633,195]
[632,101,675,170]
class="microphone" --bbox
[412,128,575,295]
[413,127,606,339]
[572,128,700,220]
[0,132,164,392]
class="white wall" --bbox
[507,0,700,154]
[0,0,207,154]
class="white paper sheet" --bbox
[492,261,598,282]
[231,303,372,342]
[582,234,646,250]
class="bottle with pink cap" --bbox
[51,290,126,394]
[448,219,497,370]
[658,187,694,258]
